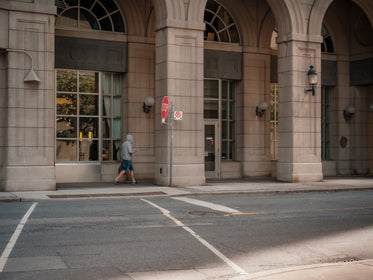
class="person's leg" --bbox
[115,170,126,181]
[115,160,130,184]
[129,161,136,183]
[130,170,136,183]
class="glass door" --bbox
[204,120,219,178]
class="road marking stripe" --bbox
[172,197,241,214]
[224,206,373,217]
[141,199,248,275]
[0,202,38,273]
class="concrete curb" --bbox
[226,259,373,280]
[1,179,373,202]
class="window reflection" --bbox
[204,80,219,98]
[204,100,219,119]
[57,93,77,115]
[79,71,99,93]
[57,70,77,92]
[56,70,122,162]
[57,8,78,29]
[204,0,240,43]
[56,140,77,161]
[79,117,98,138]
[56,117,77,138]
[80,94,98,115]
[55,0,126,33]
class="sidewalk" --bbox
[232,259,373,280]
[1,176,373,280]
[1,176,372,202]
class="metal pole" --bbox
[170,102,174,187]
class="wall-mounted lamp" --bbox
[143,96,155,113]
[0,48,40,83]
[343,105,356,121]
[304,65,318,96]
[370,104,373,112]
[256,101,268,117]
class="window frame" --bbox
[55,0,126,33]
[204,0,240,44]
[56,69,122,163]
[204,79,237,161]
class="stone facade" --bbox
[0,0,372,191]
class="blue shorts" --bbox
[118,160,134,173]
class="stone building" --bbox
[0,0,372,191]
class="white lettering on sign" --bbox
[161,96,169,123]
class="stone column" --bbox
[0,1,56,191]
[277,37,323,182]
[240,52,272,177]
[126,39,156,181]
[350,86,370,174]
[154,23,205,186]
[369,86,373,175]
[334,59,352,175]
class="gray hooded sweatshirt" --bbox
[122,134,135,160]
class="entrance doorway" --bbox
[204,120,220,179]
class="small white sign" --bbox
[174,111,183,120]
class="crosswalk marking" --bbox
[0,202,38,272]
[142,199,248,276]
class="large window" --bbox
[55,0,126,33]
[204,79,236,160]
[56,70,122,162]
[321,24,334,53]
[204,0,240,43]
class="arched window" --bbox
[55,0,126,33]
[321,24,334,53]
[204,0,240,43]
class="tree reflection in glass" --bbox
[80,94,98,115]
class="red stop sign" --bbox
[161,96,169,123]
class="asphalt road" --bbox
[0,191,372,279]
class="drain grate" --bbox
[48,191,166,199]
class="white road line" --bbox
[0,202,38,272]
[172,197,241,214]
[141,199,248,275]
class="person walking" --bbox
[114,134,137,184]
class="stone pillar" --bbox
[240,52,272,177]
[0,0,56,191]
[277,37,323,182]
[369,86,373,175]
[154,24,205,186]
[350,86,370,174]
[335,59,352,175]
[126,39,156,181]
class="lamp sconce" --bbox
[304,65,318,96]
[370,104,373,112]
[0,48,40,83]
[143,96,155,113]
[256,101,268,117]
[343,105,356,121]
